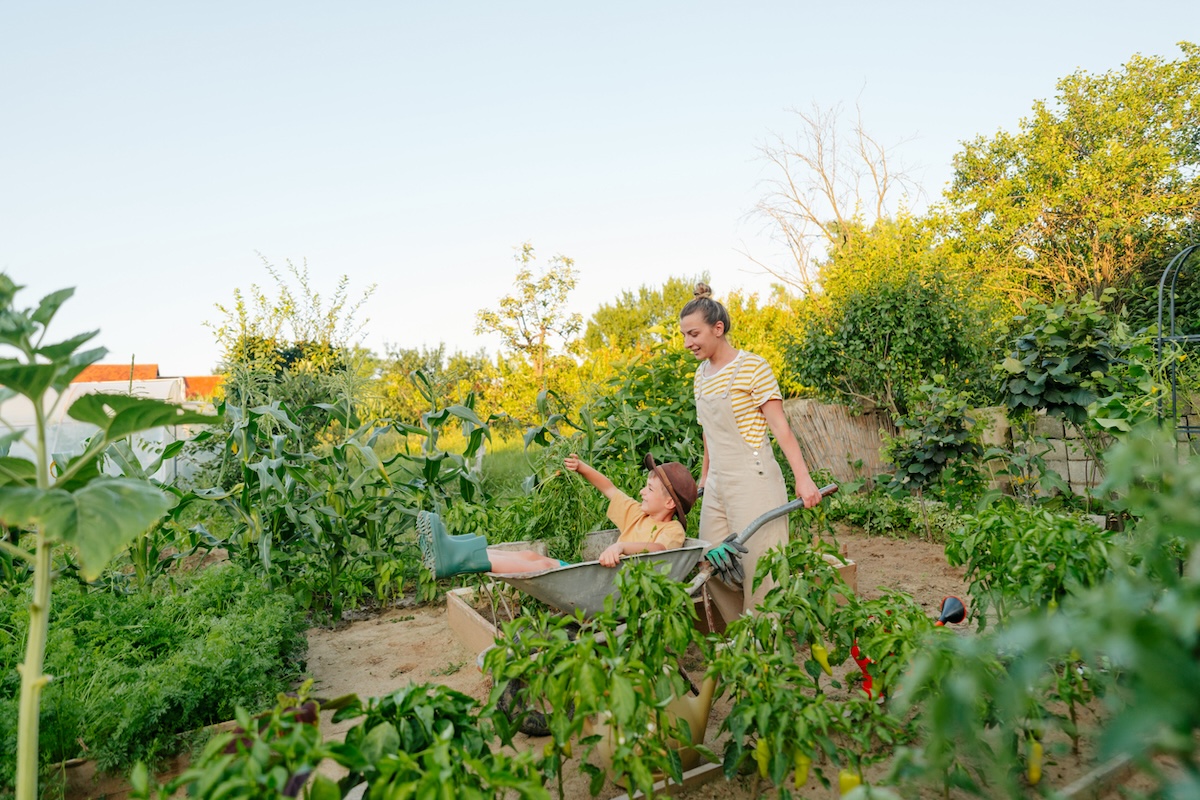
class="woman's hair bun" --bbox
[693,282,713,300]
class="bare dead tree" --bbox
[742,103,921,293]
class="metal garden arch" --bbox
[1156,243,1200,445]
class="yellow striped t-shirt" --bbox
[693,351,782,448]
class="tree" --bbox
[748,104,920,292]
[582,275,701,354]
[784,214,1003,416]
[475,243,583,381]
[722,286,806,396]
[946,42,1200,307]
[209,256,375,378]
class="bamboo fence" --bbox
[782,398,897,484]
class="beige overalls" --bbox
[696,351,788,624]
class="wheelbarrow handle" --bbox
[685,483,838,598]
[730,483,839,548]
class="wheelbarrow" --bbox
[486,484,839,750]
[487,483,839,618]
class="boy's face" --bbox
[639,473,676,520]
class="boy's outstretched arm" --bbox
[563,454,621,500]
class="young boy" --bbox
[418,453,698,578]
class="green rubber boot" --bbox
[417,511,492,579]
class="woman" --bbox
[679,283,822,622]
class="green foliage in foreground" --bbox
[0,563,307,786]
[897,427,1200,797]
[131,683,549,800]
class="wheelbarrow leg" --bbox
[701,585,718,636]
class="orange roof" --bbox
[183,375,224,400]
[73,364,160,382]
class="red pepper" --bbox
[850,642,874,698]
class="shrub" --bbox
[784,215,1001,416]
[882,376,986,509]
[996,290,1117,425]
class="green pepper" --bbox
[812,642,833,676]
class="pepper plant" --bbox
[714,542,914,794]
[945,501,1114,630]
[484,560,703,798]
[131,682,550,800]
[330,682,539,796]
[896,425,1200,797]
[129,684,335,800]
[0,277,217,800]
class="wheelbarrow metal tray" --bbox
[489,530,706,617]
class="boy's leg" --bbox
[486,549,562,574]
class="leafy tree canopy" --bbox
[582,275,701,354]
[474,243,582,380]
[786,214,1003,416]
[947,42,1200,307]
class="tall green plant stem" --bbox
[16,394,53,800]
[16,537,51,800]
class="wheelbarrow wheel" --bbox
[496,678,574,736]
[490,622,581,737]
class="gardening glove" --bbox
[704,535,748,584]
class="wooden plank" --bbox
[608,761,727,799]
[445,586,501,655]
[1058,754,1135,799]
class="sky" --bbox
[2,2,1196,376]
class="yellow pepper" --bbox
[839,769,861,795]
[756,737,771,779]
[793,752,811,788]
[1027,739,1043,785]
[812,642,833,676]
[542,741,572,759]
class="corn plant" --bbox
[104,438,220,588]
[0,276,216,800]
[203,372,493,615]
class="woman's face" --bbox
[680,311,724,361]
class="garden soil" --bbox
[302,529,1135,799]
